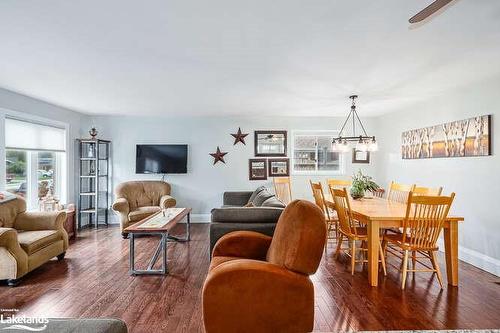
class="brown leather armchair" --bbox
[112,181,176,238]
[203,200,326,333]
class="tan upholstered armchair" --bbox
[0,196,68,286]
[112,181,176,238]
[203,200,326,333]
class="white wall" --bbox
[90,115,378,221]
[373,76,500,276]
[0,88,89,202]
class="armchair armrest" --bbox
[160,195,176,209]
[15,211,66,231]
[0,227,29,278]
[212,231,272,260]
[223,191,253,206]
[203,259,313,333]
[112,198,129,214]
[211,207,283,223]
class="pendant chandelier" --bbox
[332,95,378,153]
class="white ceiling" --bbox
[0,0,499,117]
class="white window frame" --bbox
[0,108,70,209]
[291,130,345,176]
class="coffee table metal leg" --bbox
[129,233,135,275]
[167,213,191,242]
[162,233,168,274]
[147,237,163,270]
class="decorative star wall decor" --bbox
[209,146,228,165]
[230,127,248,145]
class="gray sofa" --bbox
[209,186,285,254]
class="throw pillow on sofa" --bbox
[247,186,267,204]
[252,188,275,206]
[261,196,286,208]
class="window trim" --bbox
[1,108,70,207]
[291,130,345,176]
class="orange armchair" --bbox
[203,200,326,333]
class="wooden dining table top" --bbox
[325,196,464,222]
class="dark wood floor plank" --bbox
[1,224,499,332]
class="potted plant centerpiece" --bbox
[350,170,380,200]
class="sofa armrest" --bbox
[15,211,67,231]
[0,227,29,278]
[160,195,176,209]
[203,259,313,333]
[112,198,129,214]
[212,231,272,260]
[223,191,253,206]
[211,207,282,223]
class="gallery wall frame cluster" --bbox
[250,130,290,180]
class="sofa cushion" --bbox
[128,206,161,222]
[247,186,267,204]
[261,197,286,208]
[251,188,274,206]
[17,230,60,255]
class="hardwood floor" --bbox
[1,224,499,332]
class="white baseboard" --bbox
[437,239,500,277]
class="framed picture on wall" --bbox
[249,159,268,180]
[254,130,287,157]
[268,158,290,177]
[352,149,370,164]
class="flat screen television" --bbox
[136,144,188,174]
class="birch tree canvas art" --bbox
[402,115,491,159]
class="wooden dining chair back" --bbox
[309,181,329,220]
[402,192,455,251]
[387,181,416,204]
[330,188,357,237]
[273,177,292,205]
[413,186,443,196]
[383,192,455,289]
[372,188,386,198]
[327,179,352,189]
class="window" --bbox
[4,118,66,209]
[292,131,343,174]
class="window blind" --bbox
[5,118,66,152]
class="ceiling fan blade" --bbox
[409,0,454,23]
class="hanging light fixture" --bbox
[332,95,378,153]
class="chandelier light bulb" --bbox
[368,137,378,152]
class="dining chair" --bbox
[310,181,337,252]
[387,181,416,204]
[327,178,352,189]
[372,188,386,198]
[273,177,292,205]
[413,186,443,196]
[331,187,387,276]
[382,192,455,289]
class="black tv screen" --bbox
[136,144,188,174]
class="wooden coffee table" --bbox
[124,207,191,275]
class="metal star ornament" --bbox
[230,127,249,145]
[209,146,228,165]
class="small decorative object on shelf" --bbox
[230,127,249,145]
[89,127,98,139]
[350,170,380,200]
[39,189,60,212]
[209,146,228,165]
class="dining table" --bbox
[325,196,464,287]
